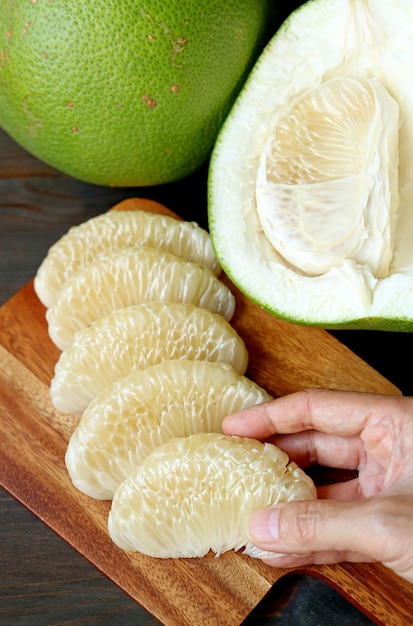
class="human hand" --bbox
[222,388,413,583]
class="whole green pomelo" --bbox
[0,0,275,187]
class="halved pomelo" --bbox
[65,360,272,499]
[108,432,316,558]
[208,0,413,330]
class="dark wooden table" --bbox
[1,127,409,625]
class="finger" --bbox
[317,478,361,500]
[222,397,277,439]
[267,431,362,469]
[223,388,405,438]
[248,497,397,564]
[260,548,374,569]
[251,495,413,583]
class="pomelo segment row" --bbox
[34,208,221,308]
[65,360,272,500]
[36,204,314,560]
[108,432,317,558]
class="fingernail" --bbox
[249,508,280,547]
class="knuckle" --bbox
[281,500,320,547]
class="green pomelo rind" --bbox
[0,0,276,187]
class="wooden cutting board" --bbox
[1,198,412,626]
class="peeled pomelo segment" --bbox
[107,432,317,558]
[256,75,399,279]
[34,209,221,308]
[46,245,235,351]
[65,360,272,500]
[50,302,248,416]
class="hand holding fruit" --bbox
[223,388,413,584]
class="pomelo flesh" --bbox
[108,433,316,558]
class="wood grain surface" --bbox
[1,197,412,625]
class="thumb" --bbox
[248,498,390,566]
